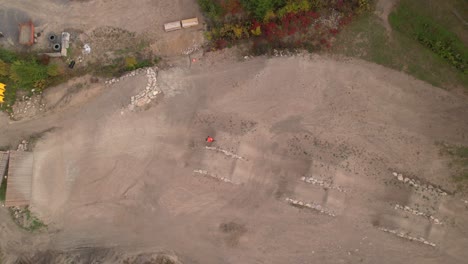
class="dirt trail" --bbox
[375,0,398,35]
[1,55,468,263]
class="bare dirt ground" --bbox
[1,52,468,263]
[0,0,204,56]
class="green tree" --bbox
[241,0,286,20]
[198,0,223,22]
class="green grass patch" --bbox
[389,0,467,73]
[333,13,468,89]
[93,56,160,78]
[9,206,47,232]
[439,143,468,192]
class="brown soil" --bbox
[1,52,467,263]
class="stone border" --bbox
[104,68,147,85]
[205,146,246,160]
[379,227,436,247]
[300,176,346,193]
[128,68,161,110]
[394,204,442,225]
[392,172,447,196]
[285,197,336,217]
[193,169,235,184]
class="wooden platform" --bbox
[4,151,33,207]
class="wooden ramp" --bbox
[0,151,8,177]
[5,151,33,207]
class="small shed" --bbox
[164,21,182,32]
[181,17,199,28]
[4,151,34,207]
[19,21,35,46]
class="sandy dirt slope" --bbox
[1,55,468,263]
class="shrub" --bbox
[221,0,243,14]
[263,10,276,22]
[277,0,310,18]
[310,0,325,10]
[0,59,9,76]
[389,3,467,72]
[125,56,138,70]
[198,0,223,22]
[250,21,262,36]
[9,60,47,89]
[357,0,371,14]
[46,64,60,77]
[33,79,47,90]
[241,0,286,20]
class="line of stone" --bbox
[285,197,336,217]
[392,172,447,196]
[129,68,161,109]
[378,227,436,247]
[300,176,346,193]
[193,169,235,184]
[205,146,246,160]
[394,204,443,225]
[104,68,147,85]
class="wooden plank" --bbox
[5,151,33,207]
[181,17,199,28]
[164,21,182,32]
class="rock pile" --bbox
[394,204,442,225]
[10,206,25,220]
[379,227,436,247]
[392,172,447,196]
[10,94,46,120]
[205,146,246,160]
[129,68,161,110]
[183,43,201,55]
[193,169,234,184]
[17,140,28,151]
[301,176,346,193]
[285,197,336,217]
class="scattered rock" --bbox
[379,227,436,247]
[301,176,346,193]
[17,140,29,151]
[205,146,246,160]
[193,169,236,184]
[285,197,336,217]
[394,204,442,225]
[392,172,447,196]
